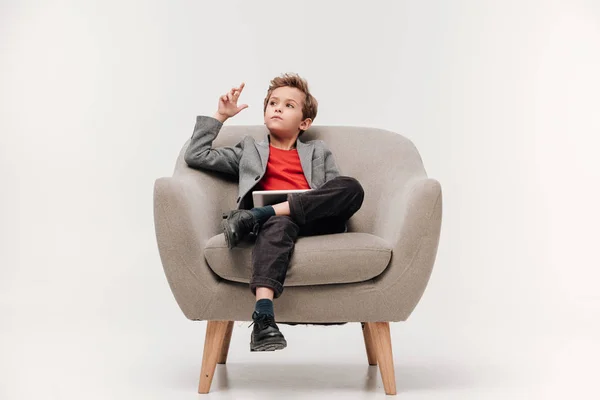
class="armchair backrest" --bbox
[173,124,427,237]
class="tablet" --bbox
[252,189,313,207]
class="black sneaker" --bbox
[249,311,287,352]
[221,210,261,249]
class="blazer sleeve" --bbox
[184,115,244,176]
[322,141,341,182]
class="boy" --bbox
[184,73,364,351]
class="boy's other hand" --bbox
[214,82,248,122]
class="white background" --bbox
[1,0,599,398]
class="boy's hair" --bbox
[263,72,318,136]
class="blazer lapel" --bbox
[256,132,270,171]
[296,138,314,185]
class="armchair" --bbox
[153,123,443,395]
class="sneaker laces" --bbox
[249,312,277,329]
[249,221,260,237]
[244,213,261,237]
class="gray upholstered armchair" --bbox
[153,123,443,395]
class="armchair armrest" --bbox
[153,170,235,318]
[372,176,443,317]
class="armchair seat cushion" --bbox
[204,232,393,287]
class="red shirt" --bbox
[257,144,311,190]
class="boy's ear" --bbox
[299,118,312,131]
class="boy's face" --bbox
[264,86,312,139]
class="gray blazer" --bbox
[184,116,341,210]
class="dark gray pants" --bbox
[249,176,365,298]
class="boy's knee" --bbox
[338,176,364,197]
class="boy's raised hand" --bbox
[214,82,248,122]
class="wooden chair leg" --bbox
[366,322,397,395]
[198,320,230,394]
[217,321,234,364]
[361,322,378,365]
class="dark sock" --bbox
[250,205,276,225]
[254,298,274,317]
